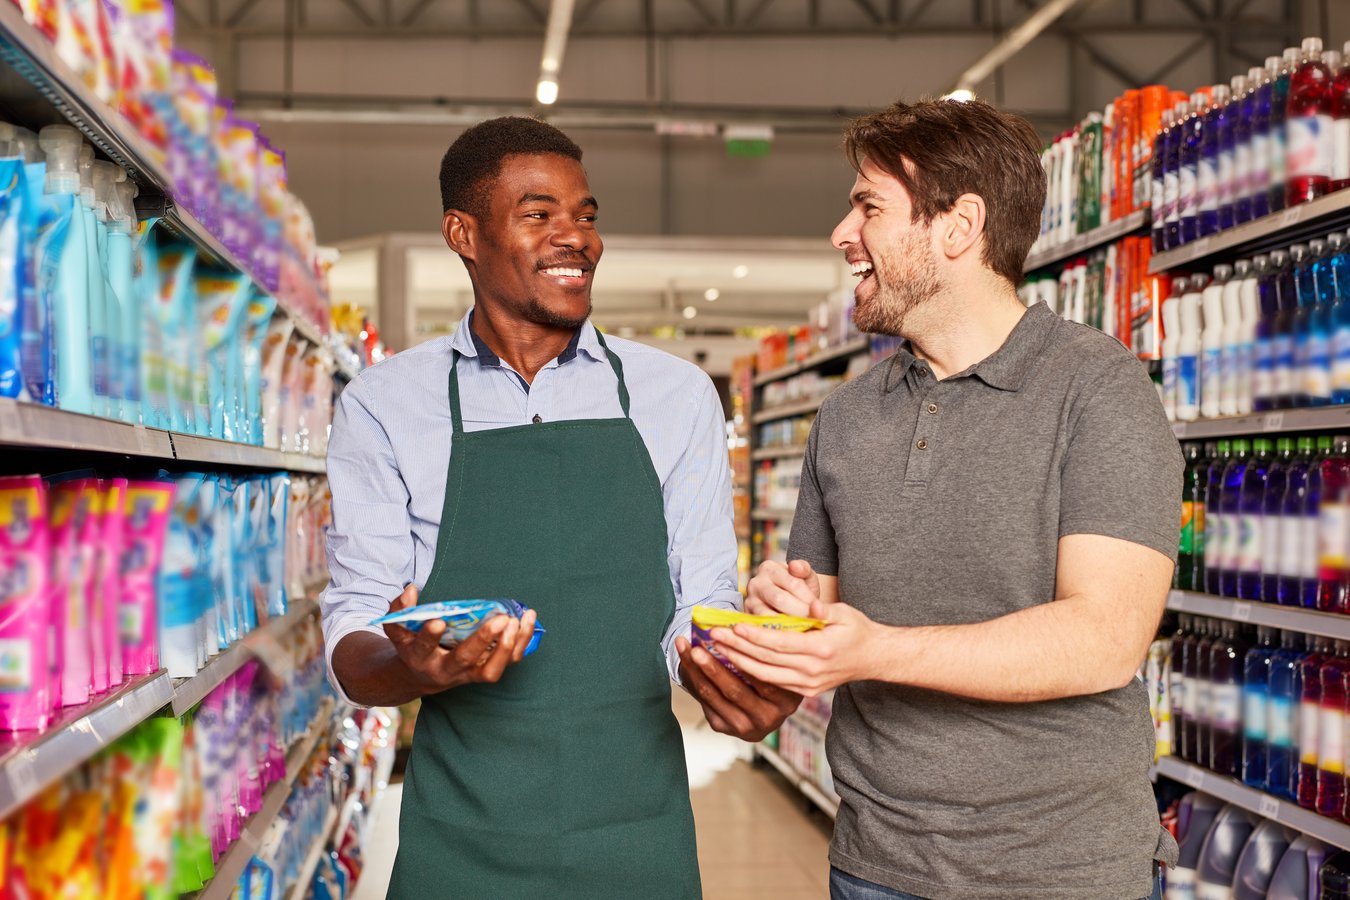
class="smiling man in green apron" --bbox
[321,117,800,899]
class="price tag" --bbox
[1264,413,1285,432]
[1258,794,1281,818]
[0,399,19,437]
[1174,422,1189,438]
[1193,237,1213,254]
[7,755,38,803]
[1283,207,1303,228]
[1186,767,1205,788]
[1234,603,1253,622]
[1171,593,1188,612]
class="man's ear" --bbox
[939,193,986,262]
[443,210,476,261]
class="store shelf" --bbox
[1172,407,1350,439]
[170,432,326,473]
[285,805,340,900]
[753,338,871,388]
[171,593,320,717]
[1023,209,1151,273]
[752,446,807,461]
[334,356,360,382]
[0,671,174,821]
[751,398,825,425]
[1150,189,1350,274]
[1154,756,1350,851]
[1168,591,1350,642]
[752,509,795,522]
[754,743,839,820]
[0,398,175,457]
[195,699,336,900]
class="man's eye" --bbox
[526,211,548,219]
[579,215,597,223]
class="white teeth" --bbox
[851,261,874,277]
[543,267,584,278]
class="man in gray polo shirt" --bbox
[708,99,1183,900]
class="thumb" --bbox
[788,559,820,594]
[390,583,419,612]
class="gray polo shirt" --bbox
[788,300,1183,900]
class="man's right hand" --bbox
[382,584,538,693]
[746,559,827,618]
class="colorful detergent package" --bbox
[689,606,826,677]
[372,599,547,657]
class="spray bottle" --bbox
[1287,37,1336,206]
[1199,84,1228,238]
[90,160,126,423]
[36,126,92,415]
[110,173,140,424]
[1220,262,1244,415]
[1201,267,1227,419]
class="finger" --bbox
[716,623,816,660]
[682,647,756,736]
[739,669,804,707]
[452,615,509,667]
[476,618,520,682]
[388,583,419,612]
[410,618,449,657]
[787,560,821,598]
[703,706,734,735]
[714,643,812,694]
[510,610,538,663]
[383,621,416,647]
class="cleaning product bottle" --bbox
[1221,439,1252,599]
[1167,792,1224,899]
[1318,435,1350,613]
[1211,619,1251,776]
[1251,63,1276,221]
[1292,243,1317,407]
[1152,109,1172,251]
[1221,263,1244,415]
[1317,640,1350,817]
[1178,275,1205,422]
[1308,237,1336,407]
[1298,637,1330,808]
[1165,100,1188,250]
[1253,255,1278,411]
[1181,92,1208,245]
[1163,276,1185,422]
[1268,629,1305,799]
[1334,232,1350,404]
[1277,437,1314,606]
[1262,437,1294,603]
[1201,268,1227,419]
[36,126,92,415]
[1206,441,1234,596]
[1195,804,1259,899]
[1237,438,1272,601]
[1270,250,1298,409]
[1232,820,1297,899]
[1196,617,1218,767]
[1180,442,1207,591]
[1199,85,1227,238]
[1267,835,1330,900]
[90,159,125,423]
[1305,436,1335,609]
[1175,614,1196,761]
[110,171,139,424]
[1287,37,1336,207]
[1218,81,1240,233]
[1322,850,1350,900]
[1237,258,1260,414]
[1243,626,1279,788]
[1269,48,1302,214]
[1234,71,1258,226]
[1334,41,1350,192]
[76,143,112,420]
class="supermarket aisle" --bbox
[352,691,833,899]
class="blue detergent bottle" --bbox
[1308,237,1337,407]
[1237,439,1272,601]
[1242,626,1278,789]
[1152,109,1172,252]
[1252,255,1278,411]
[1269,250,1297,409]
[1166,792,1225,899]
[1267,629,1306,800]
[1261,438,1293,604]
[1199,84,1227,237]
[1290,244,1317,407]
[1165,100,1188,250]
[1276,437,1313,606]
[1329,231,1350,404]
[1219,78,1241,232]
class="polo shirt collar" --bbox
[448,308,599,367]
[882,301,1055,393]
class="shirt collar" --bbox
[449,308,600,368]
[882,301,1055,393]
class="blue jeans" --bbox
[828,867,1164,900]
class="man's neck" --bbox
[905,271,1028,380]
[470,305,581,384]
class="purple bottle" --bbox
[1303,436,1334,609]
[1238,439,1272,600]
[1202,83,1232,236]
[1164,101,1188,250]
[1221,439,1252,598]
[1276,437,1315,606]
[1261,438,1293,603]
[1181,91,1208,245]
[1206,440,1233,596]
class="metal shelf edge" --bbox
[1167,591,1350,642]
[1023,209,1151,273]
[1153,756,1350,851]
[751,446,807,461]
[0,671,174,821]
[753,338,871,388]
[1172,407,1350,439]
[751,399,825,424]
[1150,190,1350,273]
[755,744,839,819]
[751,509,796,522]
[285,805,341,900]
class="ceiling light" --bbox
[682,306,698,320]
[943,89,976,102]
[536,79,559,105]
[704,288,720,301]
[732,265,749,279]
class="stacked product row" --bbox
[768,690,838,807]
[1152,38,1350,254]
[754,290,862,374]
[0,126,334,452]
[0,619,327,898]
[753,460,801,513]
[1158,231,1350,422]
[0,470,328,733]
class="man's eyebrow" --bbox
[851,189,882,206]
[581,196,599,211]
[519,192,560,204]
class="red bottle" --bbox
[1317,435,1350,614]
[1287,37,1337,206]
[1318,641,1350,818]
[1333,41,1350,192]
[1299,638,1330,809]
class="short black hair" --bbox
[439,116,583,217]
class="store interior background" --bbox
[170,0,1350,389]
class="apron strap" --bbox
[447,326,632,426]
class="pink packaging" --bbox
[0,476,51,731]
[84,481,111,696]
[120,481,175,676]
[48,479,95,708]
[99,479,129,690]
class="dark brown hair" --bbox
[844,98,1045,286]
[440,116,583,217]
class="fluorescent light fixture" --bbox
[732,265,749,279]
[704,288,720,301]
[535,0,575,106]
[943,89,976,102]
[536,79,559,105]
[682,306,698,320]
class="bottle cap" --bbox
[1233,259,1252,276]
[1190,273,1210,291]
[1284,47,1302,66]
[1302,36,1324,57]
[1277,437,1295,452]
[90,160,121,224]
[1329,232,1346,250]
[1270,249,1289,266]
[77,142,95,209]
[1217,439,1232,452]
[1297,436,1315,450]
[1325,50,1343,70]
[1247,66,1265,85]
[1265,56,1282,73]
[1254,438,1274,453]
[1233,438,1251,452]
[1213,84,1231,105]
[37,124,80,195]
[1319,435,1335,450]
[1310,238,1326,256]
[1290,244,1307,262]
[1189,90,1208,108]
[1213,263,1233,282]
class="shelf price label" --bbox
[1263,413,1285,432]
[1185,767,1205,788]
[1258,794,1281,818]
[1234,603,1253,622]
[1282,207,1303,228]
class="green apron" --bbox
[386,334,701,899]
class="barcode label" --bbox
[1258,794,1280,818]
[1283,208,1302,228]
[1234,603,1253,622]
[1186,767,1205,787]
[1264,413,1285,431]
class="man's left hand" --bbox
[676,636,801,742]
[708,601,887,697]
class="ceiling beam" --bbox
[337,0,376,27]
[401,0,436,26]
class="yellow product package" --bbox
[689,606,825,678]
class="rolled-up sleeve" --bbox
[660,376,743,685]
[321,376,415,706]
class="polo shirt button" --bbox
[532,414,543,424]
[916,439,928,450]
[927,403,938,414]
[917,368,929,378]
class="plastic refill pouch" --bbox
[372,599,546,656]
[36,126,91,414]
[264,474,288,617]
[258,316,294,449]
[97,478,129,690]
[0,476,50,731]
[0,159,27,399]
[241,292,276,446]
[690,606,826,677]
[130,717,184,899]
[154,243,198,434]
[230,478,255,635]
[277,335,309,453]
[49,478,97,707]
[121,481,174,676]
[20,161,56,406]
[136,221,166,426]
[196,475,223,662]
[194,271,250,440]
[157,473,205,679]
[83,480,112,695]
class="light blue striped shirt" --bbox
[321,310,742,704]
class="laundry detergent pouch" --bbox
[206,475,240,649]
[0,159,26,399]
[230,478,255,635]
[129,716,184,900]
[136,222,171,427]
[153,243,198,433]
[240,291,275,446]
[19,162,55,406]
[121,480,174,676]
[97,478,129,690]
[83,480,112,695]
[0,476,50,731]
[277,335,308,453]
[258,316,294,449]
[157,473,205,678]
[194,271,250,440]
[48,478,97,707]
[690,606,826,677]
[371,599,545,656]
[263,474,288,617]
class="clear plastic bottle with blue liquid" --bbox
[1243,626,1279,789]
[1308,238,1336,407]
[1221,439,1252,599]
[1270,250,1298,408]
[1267,629,1306,800]
[1251,62,1276,221]
[1252,255,1278,412]
[1326,231,1350,404]
[1276,437,1315,606]
[1181,91,1208,245]
[1200,84,1228,238]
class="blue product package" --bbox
[158,472,206,678]
[0,159,23,398]
[263,473,289,617]
[372,598,546,656]
[19,163,52,405]
[230,477,255,634]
